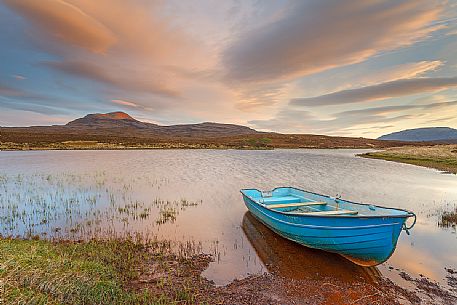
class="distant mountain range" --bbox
[378,127,457,142]
[0,111,420,149]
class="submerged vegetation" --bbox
[439,207,457,228]
[360,145,457,174]
[0,172,201,239]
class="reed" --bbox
[439,208,457,228]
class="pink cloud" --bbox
[111,99,138,108]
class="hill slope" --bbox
[378,127,457,142]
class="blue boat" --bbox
[240,187,416,266]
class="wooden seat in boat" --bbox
[266,201,327,209]
[261,196,300,204]
[295,209,358,216]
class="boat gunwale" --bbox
[240,186,415,219]
[244,194,404,229]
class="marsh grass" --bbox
[0,172,201,239]
[0,237,205,304]
[0,171,213,303]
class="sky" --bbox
[1,0,457,138]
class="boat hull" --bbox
[242,194,408,266]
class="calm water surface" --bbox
[1,149,456,293]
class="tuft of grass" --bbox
[0,238,180,304]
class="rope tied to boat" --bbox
[402,212,416,235]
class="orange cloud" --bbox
[67,0,202,64]
[4,0,117,53]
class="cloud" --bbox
[13,74,27,80]
[0,83,102,115]
[336,100,457,117]
[339,99,457,119]
[44,60,179,97]
[250,100,457,135]
[346,61,443,88]
[111,99,138,108]
[291,77,457,107]
[4,0,213,101]
[0,98,67,115]
[223,0,444,83]
[4,0,116,53]
[0,109,69,126]
[0,84,25,97]
[250,108,415,135]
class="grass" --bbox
[360,145,457,174]
[244,137,272,149]
[440,208,457,228]
[0,237,199,304]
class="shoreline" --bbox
[0,140,400,151]
[0,144,381,151]
[0,144,383,151]
[2,237,456,304]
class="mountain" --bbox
[66,112,155,129]
[64,111,258,136]
[378,127,457,142]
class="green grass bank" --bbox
[360,145,457,174]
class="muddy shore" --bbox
[139,249,457,305]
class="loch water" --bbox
[1,149,456,293]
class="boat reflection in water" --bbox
[241,212,382,283]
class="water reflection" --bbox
[241,212,381,283]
